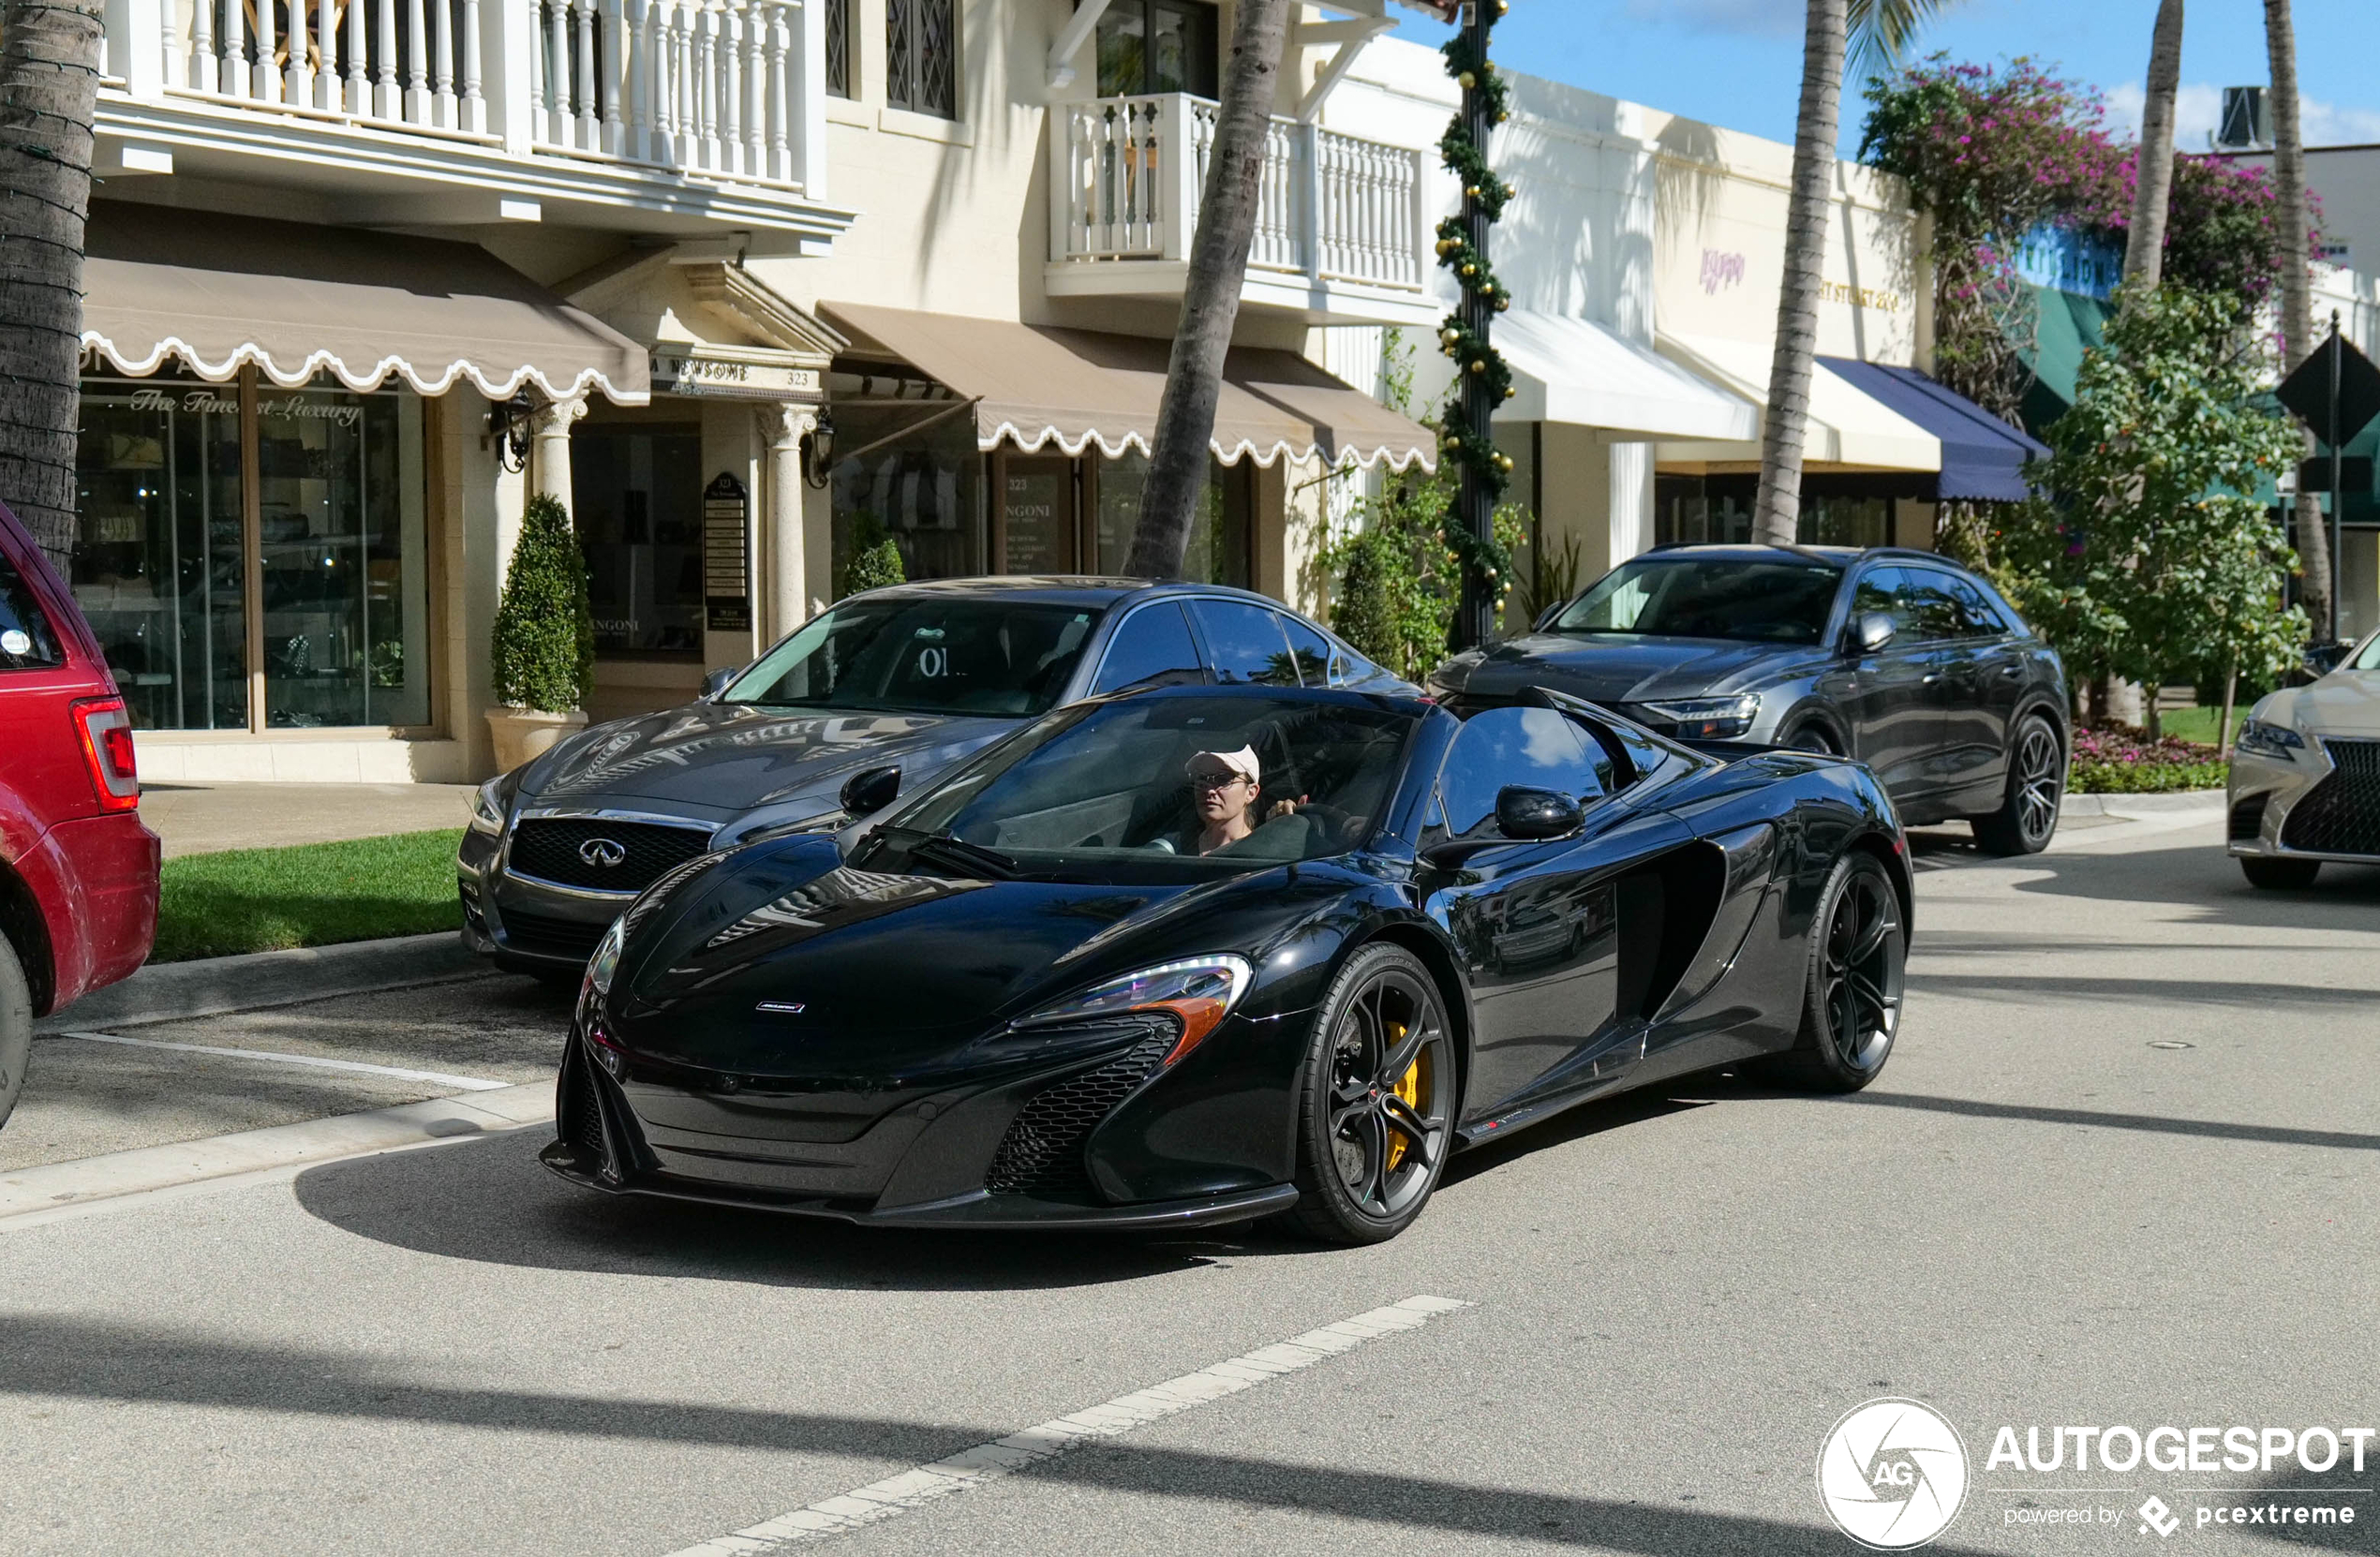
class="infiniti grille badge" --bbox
[578,837,628,867]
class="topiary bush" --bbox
[492,493,594,712]
[840,510,907,597]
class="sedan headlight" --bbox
[2236,719,2306,761]
[1015,956,1253,1066]
[1639,693,1761,740]
[469,776,508,835]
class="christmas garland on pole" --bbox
[1434,2,1518,642]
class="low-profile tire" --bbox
[0,933,33,1133]
[1971,713,2063,856]
[1287,943,1457,1246]
[1768,852,1905,1093]
[1779,722,1840,756]
[2240,856,2321,889]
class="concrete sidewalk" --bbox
[141,782,476,859]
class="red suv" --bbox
[0,502,158,1128]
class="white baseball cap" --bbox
[1186,746,1261,784]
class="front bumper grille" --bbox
[508,817,713,893]
[2279,737,2380,857]
[986,1031,1173,1200]
[499,907,610,961]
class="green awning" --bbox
[2015,284,2109,437]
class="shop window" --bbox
[74,377,247,730]
[1094,0,1219,97]
[1093,451,1251,588]
[573,427,705,656]
[75,372,430,733]
[824,0,852,97]
[886,0,958,118]
[256,384,430,729]
[1655,477,1889,550]
[830,401,984,587]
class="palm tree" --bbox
[1124,0,1291,579]
[1753,0,1961,547]
[0,0,105,571]
[2265,0,2332,636]
[2122,0,2184,289]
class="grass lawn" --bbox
[153,828,464,963]
[2156,704,2228,746]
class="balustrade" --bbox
[1053,92,1423,292]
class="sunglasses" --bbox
[1189,770,1251,791]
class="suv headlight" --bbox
[469,776,508,835]
[1015,956,1252,1066]
[1639,693,1760,740]
[2236,719,2305,761]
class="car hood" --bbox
[1447,632,1825,704]
[519,701,1019,820]
[605,836,1341,1079]
[2263,671,2380,737]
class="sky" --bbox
[1388,0,2380,154]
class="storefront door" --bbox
[996,454,1079,574]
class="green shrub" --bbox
[491,493,594,712]
[840,511,907,597]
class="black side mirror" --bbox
[1495,785,1584,841]
[840,764,900,817]
[1852,612,1896,654]
[702,667,736,699]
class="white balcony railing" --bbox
[1053,94,1426,294]
[97,0,826,208]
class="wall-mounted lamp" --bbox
[486,393,536,473]
[801,407,837,488]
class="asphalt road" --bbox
[4,809,2377,1556]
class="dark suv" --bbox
[1427,545,2070,853]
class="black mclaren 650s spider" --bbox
[545,683,1912,1244]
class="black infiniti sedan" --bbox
[458,578,1406,978]
[1428,545,2070,853]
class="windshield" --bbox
[1553,558,1843,645]
[721,598,1104,717]
[858,693,1421,883]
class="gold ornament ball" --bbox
[1465,185,1480,199]
[1459,263,1476,276]
[1469,360,1485,374]
[1444,435,1462,450]
[1458,71,1476,89]
[1480,281,1495,295]
[1502,385,1516,399]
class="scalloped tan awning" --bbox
[81,201,647,404]
[821,302,1434,470]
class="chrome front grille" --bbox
[2280,738,2380,857]
[508,817,714,893]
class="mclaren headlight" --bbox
[469,775,508,835]
[1640,693,1761,741]
[2237,719,2306,761]
[583,915,628,1002]
[1015,956,1253,1066]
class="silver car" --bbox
[2228,628,2380,888]
[456,576,1406,977]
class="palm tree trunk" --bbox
[1752,0,1845,549]
[2122,0,2184,289]
[2266,0,2333,635]
[0,0,103,573]
[1123,0,1291,579]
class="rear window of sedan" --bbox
[1553,558,1841,645]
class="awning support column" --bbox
[529,392,586,512]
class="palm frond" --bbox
[1847,0,1965,90]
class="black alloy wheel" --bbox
[1972,714,2063,856]
[1780,723,1841,756]
[1772,853,1905,1092]
[2240,855,2321,889]
[1289,943,1455,1245]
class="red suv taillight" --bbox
[72,697,141,812]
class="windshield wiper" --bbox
[899,829,1022,881]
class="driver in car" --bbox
[1154,746,1302,855]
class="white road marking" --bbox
[662,1294,1475,1555]
[52,1030,511,1091]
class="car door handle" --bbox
[1999,664,2023,679]
[1921,673,1941,686]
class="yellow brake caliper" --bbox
[1385,1022,1422,1171]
